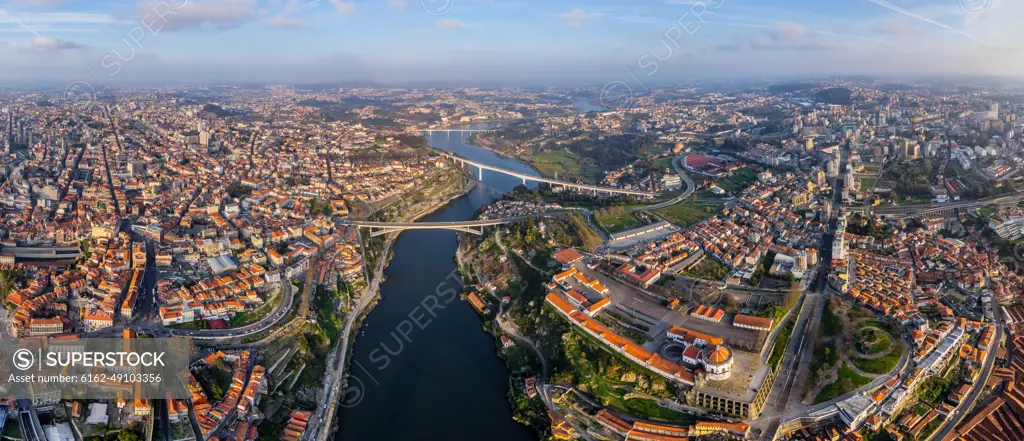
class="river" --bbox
[335,123,541,441]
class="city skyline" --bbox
[1,0,1023,85]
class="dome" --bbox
[702,344,733,365]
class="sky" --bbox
[0,0,1022,87]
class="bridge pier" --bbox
[522,177,527,185]
[478,167,483,181]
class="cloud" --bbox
[31,36,85,51]
[872,20,912,35]
[387,0,411,10]
[552,8,600,28]
[798,41,846,51]
[749,35,776,49]
[435,18,465,30]
[715,43,743,52]
[131,0,258,31]
[268,15,308,29]
[771,21,807,40]
[329,0,356,15]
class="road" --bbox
[926,322,1003,441]
[308,232,397,441]
[494,271,596,441]
[635,155,696,211]
[755,144,849,441]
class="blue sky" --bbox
[0,0,1021,86]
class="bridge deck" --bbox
[440,153,656,197]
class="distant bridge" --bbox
[419,129,495,134]
[339,211,576,237]
[440,153,657,198]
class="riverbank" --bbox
[454,231,551,438]
[318,172,480,440]
[335,125,542,441]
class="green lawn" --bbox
[714,167,758,194]
[863,164,881,173]
[810,343,840,379]
[652,202,722,228]
[4,416,21,439]
[596,211,643,234]
[851,346,902,375]
[651,157,674,171]
[820,303,842,338]
[859,177,876,192]
[768,319,796,369]
[857,328,893,355]
[530,150,602,183]
[895,195,933,206]
[678,257,729,281]
[167,320,209,330]
[978,205,998,217]
[814,365,873,403]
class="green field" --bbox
[859,177,876,192]
[863,164,881,173]
[678,257,729,281]
[651,157,674,171]
[530,150,602,183]
[851,346,902,375]
[857,328,893,355]
[814,365,873,403]
[714,167,758,194]
[652,202,722,228]
[978,205,998,217]
[820,302,842,338]
[895,195,933,206]
[596,211,644,234]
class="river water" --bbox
[335,124,541,441]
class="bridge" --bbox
[339,212,575,237]
[440,153,657,198]
[419,129,494,134]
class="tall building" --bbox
[805,137,814,151]
[813,168,826,186]
[827,159,839,178]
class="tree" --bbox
[117,429,141,441]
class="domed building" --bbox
[700,344,734,381]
